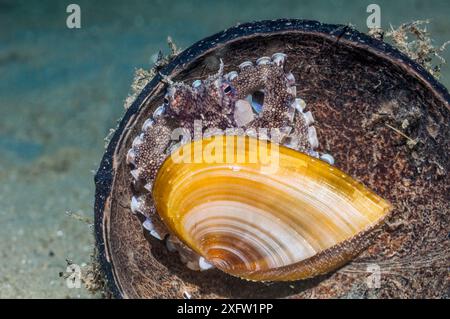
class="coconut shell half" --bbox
[94,19,450,299]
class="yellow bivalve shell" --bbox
[153,135,392,281]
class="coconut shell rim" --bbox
[94,18,450,299]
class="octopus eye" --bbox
[163,97,169,105]
[223,85,232,95]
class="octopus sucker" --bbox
[126,53,392,280]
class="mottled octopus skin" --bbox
[128,53,318,270]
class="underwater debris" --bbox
[384,20,450,78]
[103,128,116,149]
[62,212,108,296]
[385,124,419,148]
[153,136,391,281]
[127,52,391,281]
[367,27,384,40]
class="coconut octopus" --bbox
[127,53,338,272]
